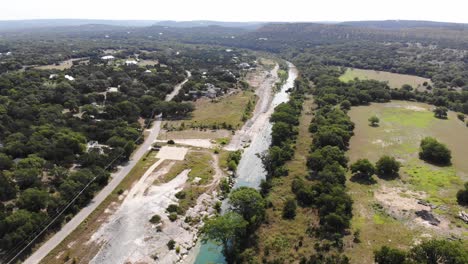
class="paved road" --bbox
[24,73,190,264]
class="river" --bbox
[192,62,298,264]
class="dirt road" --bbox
[24,74,191,264]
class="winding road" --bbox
[23,71,191,264]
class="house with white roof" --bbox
[65,75,75,81]
[101,55,115,60]
[125,60,138,65]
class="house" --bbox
[107,87,119,93]
[49,74,58,79]
[64,75,75,81]
[144,70,152,73]
[125,60,138,65]
[238,62,250,69]
[101,55,115,60]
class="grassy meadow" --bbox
[345,101,468,263]
[340,68,432,91]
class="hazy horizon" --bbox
[1,0,468,24]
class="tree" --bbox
[0,172,17,201]
[433,106,448,119]
[375,156,400,178]
[229,187,266,227]
[307,146,348,173]
[374,246,407,264]
[419,137,452,165]
[340,100,351,111]
[350,159,375,181]
[17,188,50,212]
[401,84,413,91]
[368,115,380,127]
[456,182,468,206]
[201,212,248,261]
[282,198,297,219]
[457,113,465,122]
[0,153,13,170]
[409,239,468,264]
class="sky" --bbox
[1,0,467,23]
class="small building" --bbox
[125,60,138,66]
[64,75,75,81]
[238,62,251,69]
[49,74,58,79]
[144,70,152,73]
[101,55,115,60]
[107,87,119,93]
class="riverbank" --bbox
[193,62,298,263]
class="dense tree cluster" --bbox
[201,187,265,262]
[374,239,468,264]
[260,80,306,180]
[0,43,256,258]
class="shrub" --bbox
[175,191,186,199]
[456,182,468,206]
[376,156,400,178]
[150,214,161,224]
[368,116,380,127]
[433,106,448,119]
[374,246,407,264]
[167,239,176,250]
[166,204,180,214]
[168,212,178,222]
[167,139,175,145]
[419,137,451,165]
[350,159,375,181]
[282,198,297,219]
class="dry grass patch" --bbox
[256,96,318,262]
[340,68,432,91]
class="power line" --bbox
[3,111,158,264]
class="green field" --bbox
[340,68,432,91]
[345,101,468,264]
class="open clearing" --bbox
[345,100,468,264]
[340,68,432,91]
[34,58,88,70]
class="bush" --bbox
[175,191,186,199]
[433,106,448,119]
[167,239,176,250]
[376,156,400,178]
[150,214,161,224]
[419,137,451,165]
[282,198,297,219]
[167,139,175,145]
[456,182,468,206]
[166,204,180,214]
[350,159,375,181]
[168,212,178,222]
[368,116,380,127]
[457,113,465,122]
[374,246,407,264]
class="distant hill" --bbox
[153,20,265,30]
[340,20,468,30]
[0,19,157,31]
[0,19,266,32]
